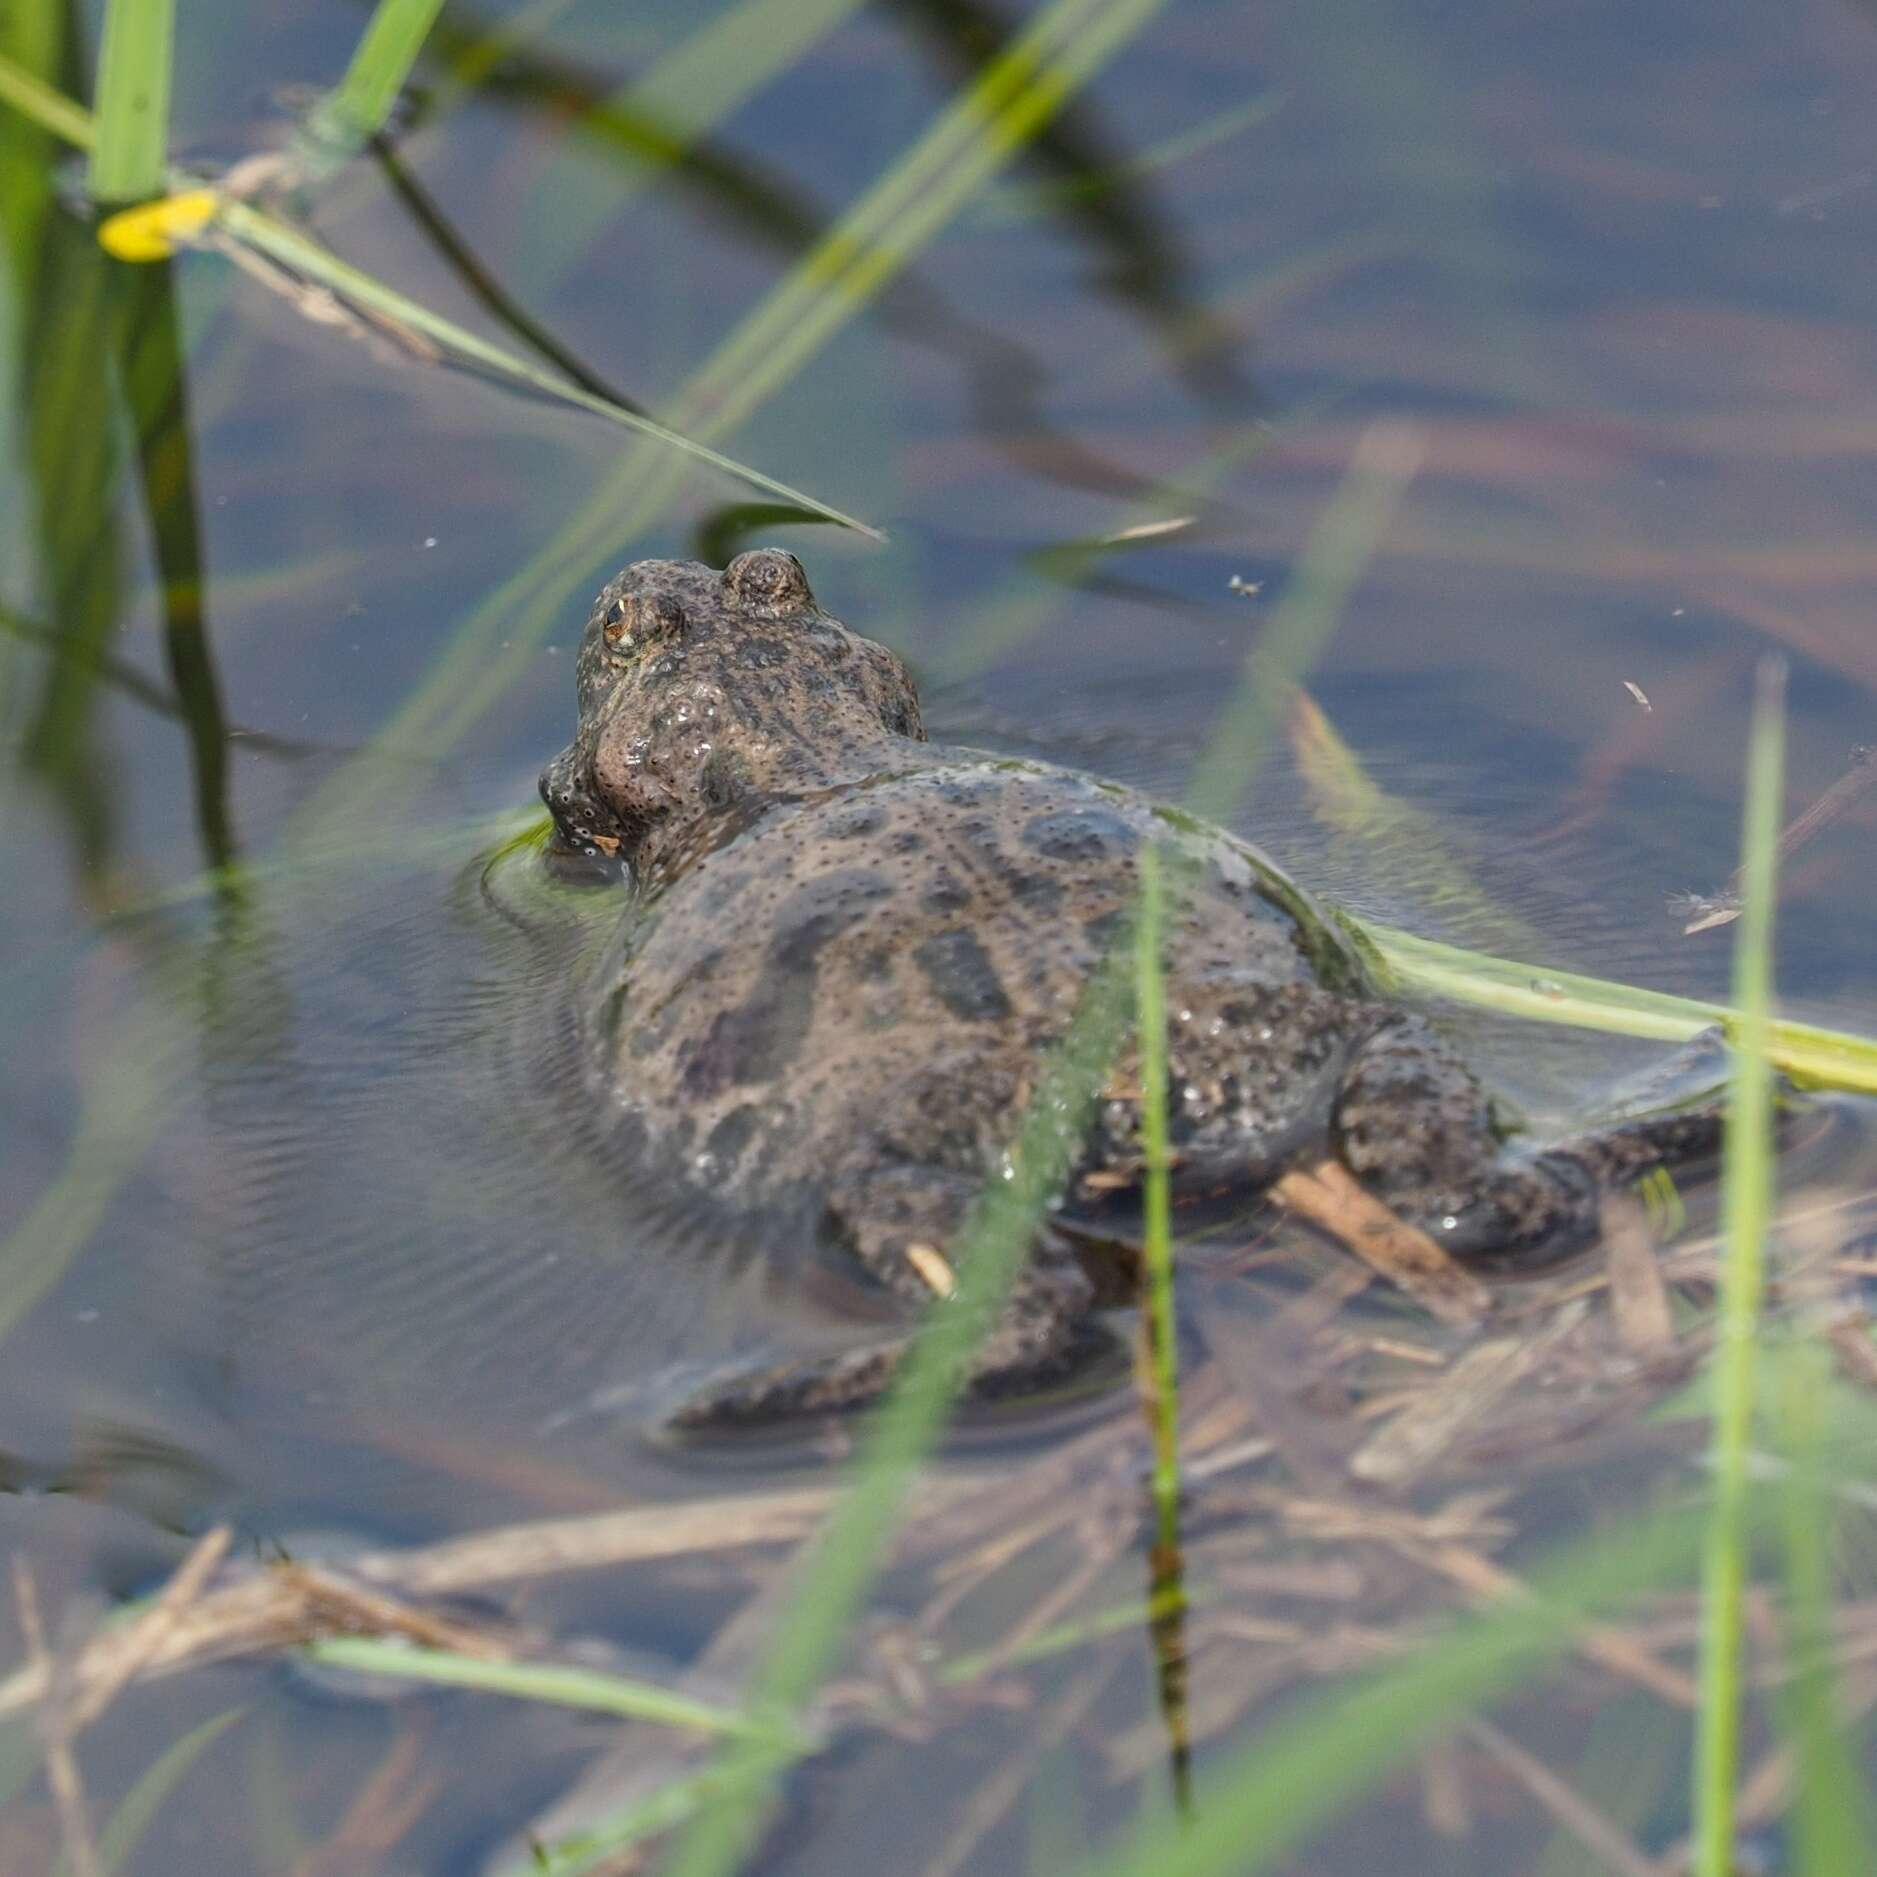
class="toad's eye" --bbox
[600,592,686,649]
[722,548,814,614]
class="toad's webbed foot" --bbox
[1332,1012,1734,1263]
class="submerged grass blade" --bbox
[94,1708,241,1876]
[302,1639,792,1743]
[1693,657,1787,1877]
[86,0,172,202]
[1364,924,1877,1095]
[305,0,447,159]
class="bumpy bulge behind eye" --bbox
[723,549,813,613]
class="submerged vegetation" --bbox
[2,0,1877,1874]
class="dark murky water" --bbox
[3,0,1876,1869]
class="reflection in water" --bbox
[428,0,1262,501]
[16,209,130,883]
[157,827,842,1464]
[121,259,237,877]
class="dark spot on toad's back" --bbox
[911,928,1014,1023]
[1022,805,1139,862]
[921,873,971,914]
[537,550,1744,1424]
[680,971,818,1096]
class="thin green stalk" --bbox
[0,53,93,150]
[305,0,447,159]
[87,0,172,202]
[1133,844,1180,1533]
[1693,656,1787,1877]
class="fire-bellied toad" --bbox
[539,550,1722,1424]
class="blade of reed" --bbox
[1693,656,1787,1877]
[666,0,1171,444]
[305,0,447,159]
[544,423,1416,1877]
[468,0,870,277]
[0,53,92,151]
[1364,924,1877,1096]
[1182,426,1422,827]
[301,1638,795,1743]
[87,0,172,202]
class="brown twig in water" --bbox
[1601,1196,1677,1356]
[1273,1160,1492,1328]
[70,1525,232,1732]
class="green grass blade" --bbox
[1364,924,1877,1095]
[306,0,447,158]
[0,51,93,151]
[209,200,881,541]
[86,0,172,203]
[457,0,871,278]
[670,0,1171,443]
[301,1639,796,1743]
[1693,657,1787,1877]
[513,1768,730,1877]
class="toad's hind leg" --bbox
[1331,1012,1725,1262]
[664,1161,1106,1433]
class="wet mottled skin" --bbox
[540,551,1724,1424]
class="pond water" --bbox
[3,0,1876,1870]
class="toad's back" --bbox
[575,755,1377,1212]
